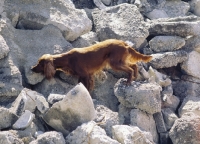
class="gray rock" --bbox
[30,131,65,144]
[181,51,200,79]
[35,95,49,114]
[34,78,74,98]
[114,79,162,114]
[71,31,99,48]
[161,1,190,18]
[161,94,180,112]
[93,0,107,9]
[112,125,155,144]
[13,110,35,130]
[42,83,96,136]
[189,0,200,17]
[47,93,64,105]
[149,17,200,37]
[91,72,119,111]
[134,0,165,14]
[0,34,9,59]
[102,0,112,5]
[95,104,119,137]
[11,122,40,144]
[159,132,170,144]
[14,25,72,85]
[0,18,72,86]
[162,108,178,130]
[149,50,188,69]
[0,107,18,130]
[4,0,92,41]
[145,9,169,20]
[10,88,38,116]
[130,109,158,143]
[148,67,171,87]
[149,36,185,53]
[0,131,24,144]
[0,0,4,14]
[182,35,200,52]
[66,121,120,144]
[169,112,200,144]
[173,80,200,101]
[92,3,149,48]
[178,96,200,117]
[153,112,167,133]
[0,65,23,104]
[118,104,132,124]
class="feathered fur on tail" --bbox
[128,46,152,63]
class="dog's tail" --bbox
[128,47,152,63]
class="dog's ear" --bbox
[44,61,56,79]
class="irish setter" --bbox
[31,39,152,91]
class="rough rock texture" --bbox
[91,72,119,111]
[0,131,24,144]
[0,107,18,130]
[47,93,64,105]
[10,88,49,116]
[149,16,200,37]
[11,122,42,144]
[4,0,92,41]
[173,80,200,101]
[181,51,200,79]
[30,131,65,144]
[93,3,149,48]
[33,78,74,97]
[42,83,96,136]
[169,113,200,144]
[94,104,119,137]
[112,125,155,144]
[182,35,200,52]
[148,67,171,87]
[130,109,158,143]
[149,36,185,53]
[178,96,200,117]
[149,50,188,69]
[66,121,120,144]
[161,1,190,18]
[71,31,99,48]
[162,108,178,130]
[114,79,162,114]
[0,35,9,59]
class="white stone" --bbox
[0,35,9,59]
[43,83,96,136]
[36,94,49,114]
[112,125,155,144]
[66,121,119,144]
[13,110,35,130]
[178,96,200,117]
[181,51,200,79]
[30,131,65,144]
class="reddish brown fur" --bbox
[31,39,152,91]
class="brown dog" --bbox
[31,39,152,91]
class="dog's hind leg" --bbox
[110,61,134,84]
[78,75,94,91]
[130,64,138,80]
[78,76,88,90]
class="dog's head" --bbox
[31,54,56,79]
